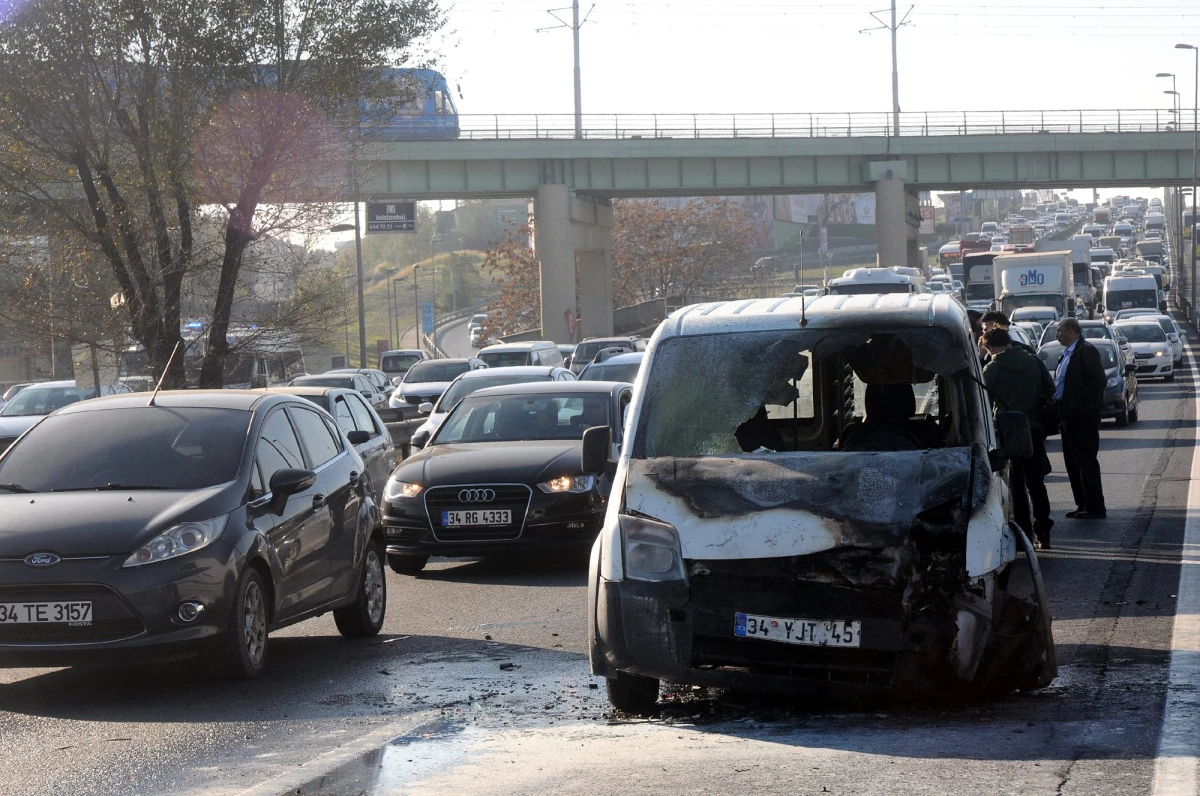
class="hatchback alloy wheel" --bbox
[334,538,387,638]
[243,580,267,665]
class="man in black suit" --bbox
[1053,318,1107,519]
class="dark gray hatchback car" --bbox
[0,391,386,677]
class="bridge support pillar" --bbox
[869,161,910,271]
[535,185,613,343]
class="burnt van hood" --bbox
[624,447,988,562]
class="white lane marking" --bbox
[1154,337,1200,796]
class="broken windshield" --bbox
[633,327,974,459]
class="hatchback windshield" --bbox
[1114,324,1167,343]
[403,361,472,383]
[435,393,609,443]
[0,407,249,491]
[580,362,641,382]
[479,350,532,367]
[292,376,357,389]
[380,352,422,374]
[1,385,100,417]
[437,374,551,412]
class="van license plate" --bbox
[442,509,510,527]
[734,612,860,648]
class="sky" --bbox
[327,0,1197,245]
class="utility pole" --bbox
[539,2,594,139]
[861,3,912,137]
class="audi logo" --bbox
[458,489,496,503]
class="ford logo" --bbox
[458,488,496,503]
[24,552,61,567]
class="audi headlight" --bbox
[384,479,423,500]
[620,514,686,583]
[537,474,596,494]
[123,516,228,568]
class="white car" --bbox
[388,358,487,411]
[1143,314,1184,365]
[407,366,576,452]
[1112,321,1174,381]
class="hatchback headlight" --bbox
[620,514,686,583]
[123,516,228,568]
[384,479,423,500]
[1106,375,1120,389]
[1155,350,1165,357]
[537,474,596,494]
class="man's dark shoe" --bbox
[1065,509,1084,518]
[1036,534,1052,550]
[1075,511,1107,520]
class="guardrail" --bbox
[451,110,1192,141]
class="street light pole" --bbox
[330,213,367,367]
[1177,44,1199,323]
[412,264,421,353]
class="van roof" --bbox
[828,267,911,285]
[478,340,556,352]
[660,293,966,339]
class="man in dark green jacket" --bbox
[983,328,1057,548]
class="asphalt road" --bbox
[1,321,1197,796]
[435,317,473,359]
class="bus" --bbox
[1004,224,1037,253]
[118,325,305,388]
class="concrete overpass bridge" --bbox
[358,109,1198,341]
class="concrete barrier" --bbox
[386,418,427,461]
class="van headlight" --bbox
[123,516,228,567]
[620,514,686,583]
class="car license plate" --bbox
[0,601,92,625]
[734,612,860,648]
[442,509,510,527]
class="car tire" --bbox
[1115,405,1129,427]
[334,538,387,638]
[211,567,270,679]
[1166,373,1176,383]
[388,554,428,575]
[605,671,660,714]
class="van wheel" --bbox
[334,539,387,638]
[605,672,660,714]
[388,554,428,575]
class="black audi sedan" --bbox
[382,381,632,574]
[0,391,386,677]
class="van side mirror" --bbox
[268,468,316,516]
[581,426,613,475]
[990,411,1033,471]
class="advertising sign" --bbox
[421,301,435,334]
[366,201,416,233]
[919,206,935,235]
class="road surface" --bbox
[1,320,1198,796]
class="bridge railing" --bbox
[454,110,1190,141]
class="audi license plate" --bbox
[0,601,92,625]
[734,612,860,648]
[442,509,510,527]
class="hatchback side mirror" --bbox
[990,411,1033,471]
[361,390,373,399]
[581,426,613,475]
[268,468,316,516]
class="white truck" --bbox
[1100,274,1160,322]
[1038,238,1096,318]
[992,251,1076,319]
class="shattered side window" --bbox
[634,328,969,459]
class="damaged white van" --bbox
[582,293,1056,713]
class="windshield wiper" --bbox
[50,483,173,492]
[0,482,34,493]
